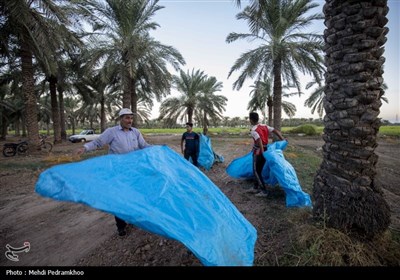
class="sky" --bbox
[149,0,400,122]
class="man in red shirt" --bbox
[249,112,286,197]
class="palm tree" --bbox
[79,0,184,127]
[229,116,243,127]
[75,71,115,132]
[249,78,300,127]
[281,98,297,119]
[313,0,390,237]
[37,95,52,134]
[64,96,81,135]
[248,79,272,125]
[222,117,231,127]
[56,57,80,140]
[159,69,208,124]
[304,80,325,118]
[133,36,185,102]
[227,0,325,131]
[0,83,18,140]
[1,0,81,144]
[0,64,25,139]
[129,96,152,125]
[195,76,226,135]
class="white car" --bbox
[69,130,99,143]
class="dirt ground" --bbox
[0,134,399,267]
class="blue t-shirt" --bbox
[182,132,199,152]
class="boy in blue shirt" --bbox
[181,122,199,167]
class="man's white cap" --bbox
[119,108,134,116]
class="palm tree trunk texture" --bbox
[58,86,67,140]
[187,107,194,124]
[70,116,76,136]
[313,0,390,237]
[1,114,7,140]
[272,62,283,132]
[100,98,106,133]
[130,79,138,128]
[122,62,131,110]
[20,41,40,145]
[21,112,27,137]
[267,98,273,127]
[203,112,208,135]
[15,118,20,137]
[49,76,62,144]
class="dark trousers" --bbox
[252,153,266,191]
[184,149,198,167]
[115,216,127,231]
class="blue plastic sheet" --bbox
[198,134,224,170]
[226,141,312,207]
[35,145,256,266]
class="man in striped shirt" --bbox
[248,112,285,197]
[76,108,151,236]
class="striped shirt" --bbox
[251,124,274,144]
[251,124,274,154]
[83,125,151,154]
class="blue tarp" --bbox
[226,141,312,208]
[198,134,224,170]
[35,145,256,266]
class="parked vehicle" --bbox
[2,141,28,157]
[69,130,99,143]
[2,135,52,157]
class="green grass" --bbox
[283,144,322,194]
[283,125,399,137]
[0,161,49,170]
[12,125,400,138]
[278,223,400,266]
[285,124,319,136]
[60,127,250,136]
[0,149,107,171]
[140,127,250,135]
[63,127,314,136]
[379,125,400,136]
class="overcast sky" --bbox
[150,0,400,122]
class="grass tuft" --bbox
[279,222,400,266]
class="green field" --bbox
[379,125,400,136]
[20,125,400,138]
[139,125,399,137]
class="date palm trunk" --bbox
[203,111,208,135]
[49,76,61,144]
[58,86,67,140]
[20,41,40,145]
[313,0,390,237]
[100,97,106,133]
[267,97,273,127]
[1,113,7,140]
[130,79,138,128]
[272,61,282,135]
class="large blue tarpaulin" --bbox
[226,141,312,208]
[198,134,224,170]
[35,145,256,266]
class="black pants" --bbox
[115,216,127,231]
[252,153,266,191]
[184,149,198,167]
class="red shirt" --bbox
[251,124,274,154]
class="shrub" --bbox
[288,124,318,136]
